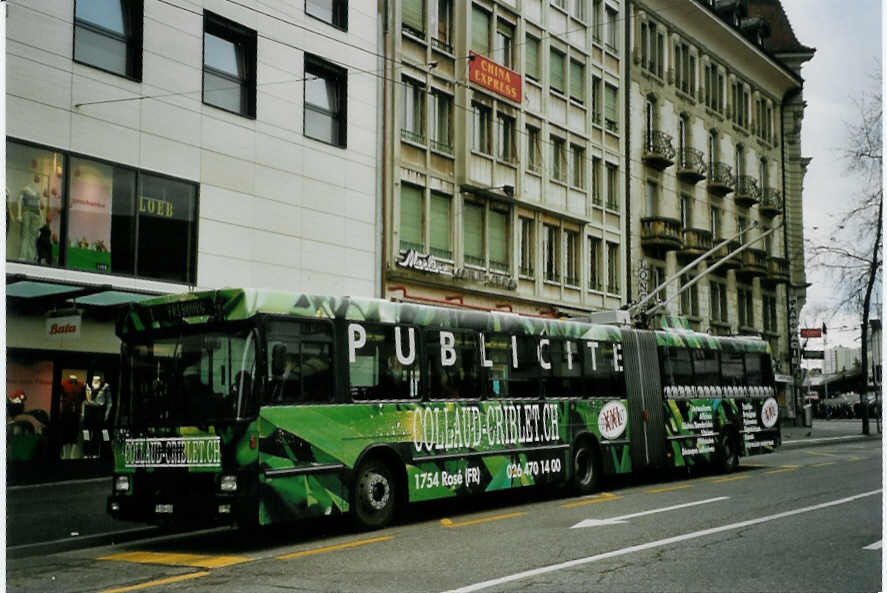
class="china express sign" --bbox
[469,52,522,102]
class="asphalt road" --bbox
[7,439,882,593]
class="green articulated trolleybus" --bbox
[108,288,780,530]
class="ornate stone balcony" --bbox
[707,239,741,269]
[678,227,713,261]
[642,130,676,170]
[738,247,768,278]
[676,147,707,183]
[759,188,783,217]
[767,256,790,284]
[734,175,761,208]
[641,217,683,252]
[707,162,734,197]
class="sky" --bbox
[779,0,882,350]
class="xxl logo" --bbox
[598,401,628,440]
[760,397,779,429]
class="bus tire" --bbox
[571,440,601,495]
[352,458,398,530]
[715,430,739,474]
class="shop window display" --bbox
[6,359,54,463]
[6,144,63,266]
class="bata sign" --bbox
[46,314,81,339]
[468,52,521,102]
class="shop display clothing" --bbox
[18,186,43,262]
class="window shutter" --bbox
[604,84,617,121]
[403,0,425,34]
[464,202,484,261]
[488,209,508,266]
[550,49,564,92]
[570,60,584,101]
[471,6,490,56]
[430,192,451,256]
[526,36,539,79]
[400,185,423,249]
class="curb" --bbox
[781,433,881,448]
[7,526,161,559]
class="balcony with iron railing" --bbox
[401,128,426,144]
[642,130,676,170]
[707,161,734,197]
[766,256,790,285]
[707,238,741,269]
[677,227,713,261]
[738,247,768,278]
[641,216,683,253]
[676,147,707,183]
[734,175,761,208]
[759,187,783,217]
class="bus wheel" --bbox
[572,441,601,495]
[352,458,397,529]
[715,431,739,474]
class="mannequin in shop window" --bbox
[16,184,45,263]
[60,375,85,459]
[82,375,112,459]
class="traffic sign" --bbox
[802,349,825,359]
[800,328,822,338]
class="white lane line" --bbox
[571,497,729,528]
[783,435,874,445]
[863,541,882,550]
[442,489,882,593]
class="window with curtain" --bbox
[588,237,601,290]
[525,35,540,80]
[543,224,560,282]
[471,5,490,56]
[401,77,425,143]
[604,84,618,132]
[489,208,508,272]
[429,192,451,259]
[400,184,423,252]
[430,91,452,153]
[606,163,618,210]
[570,59,585,103]
[463,201,485,266]
[497,113,516,162]
[550,48,565,93]
[472,102,492,154]
[606,241,620,294]
[527,125,542,172]
[495,20,514,68]
[570,144,585,188]
[565,230,579,286]
[551,136,566,182]
[74,0,143,80]
[434,0,452,49]
[403,0,425,36]
[591,157,602,204]
[519,218,534,276]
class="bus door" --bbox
[620,330,666,469]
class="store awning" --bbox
[6,276,158,309]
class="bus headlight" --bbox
[114,475,131,492]
[220,475,237,492]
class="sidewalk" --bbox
[781,418,883,447]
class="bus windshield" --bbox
[120,325,258,427]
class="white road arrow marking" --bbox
[863,540,882,550]
[571,496,730,529]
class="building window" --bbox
[737,214,748,244]
[489,207,509,272]
[606,163,619,210]
[305,54,347,147]
[738,286,754,328]
[675,41,695,95]
[588,237,602,290]
[306,0,348,30]
[543,224,560,282]
[527,125,542,173]
[430,90,453,153]
[463,201,485,267]
[570,59,585,104]
[552,0,567,10]
[710,280,728,323]
[565,230,579,286]
[710,205,722,239]
[605,7,618,52]
[519,217,534,277]
[680,194,691,229]
[497,113,516,163]
[525,35,541,81]
[74,0,143,80]
[401,77,425,143]
[433,0,453,51]
[645,180,658,217]
[400,184,424,252]
[430,192,452,259]
[463,200,508,272]
[472,102,492,154]
[471,5,490,56]
[551,136,567,182]
[591,157,602,205]
[202,12,257,118]
[759,157,768,190]
[606,241,620,294]
[570,144,585,188]
[403,0,425,37]
[680,274,699,318]
[550,48,565,94]
[763,293,778,332]
[591,75,602,125]
[592,0,602,42]
[735,143,745,177]
[495,20,514,68]
[573,0,586,21]
[6,140,198,284]
[604,83,618,133]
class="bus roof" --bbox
[117,288,769,354]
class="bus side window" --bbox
[351,325,422,401]
[745,353,763,386]
[507,335,541,398]
[425,330,480,400]
[583,341,624,399]
[693,349,719,386]
[661,346,693,387]
[483,334,512,399]
[266,320,334,404]
[543,340,583,398]
[720,350,745,387]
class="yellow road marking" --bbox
[561,492,621,508]
[440,511,525,528]
[711,474,750,483]
[766,468,798,474]
[811,462,837,467]
[805,450,840,458]
[98,551,250,568]
[741,463,770,468]
[276,535,393,560]
[98,571,210,593]
[848,457,864,462]
[646,484,694,494]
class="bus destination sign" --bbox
[124,436,222,468]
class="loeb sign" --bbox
[468,52,521,103]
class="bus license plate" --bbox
[155,504,174,514]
